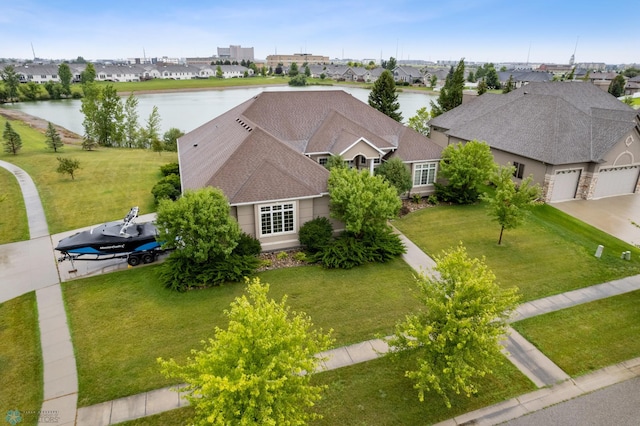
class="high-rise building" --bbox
[217,45,254,62]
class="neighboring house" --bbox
[178,90,442,250]
[497,71,553,88]
[429,82,640,202]
[625,76,640,97]
[14,64,60,84]
[393,66,424,84]
[94,65,144,82]
[157,64,200,80]
[218,65,252,78]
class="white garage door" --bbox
[593,165,640,199]
[551,169,581,202]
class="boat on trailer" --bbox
[55,207,163,267]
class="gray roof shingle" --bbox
[179,90,442,204]
[429,82,639,165]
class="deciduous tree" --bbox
[288,62,299,77]
[436,140,496,204]
[1,65,20,102]
[483,164,541,244]
[375,157,413,196]
[407,106,431,136]
[94,84,124,147]
[156,187,240,263]
[19,81,41,100]
[2,121,22,155]
[162,127,184,152]
[56,157,80,180]
[80,62,96,83]
[328,167,401,237]
[123,93,139,148]
[368,70,402,122]
[158,277,333,425]
[389,245,519,408]
[45,122,63,152]
[58,63,72,96]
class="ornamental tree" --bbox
[436,140,496,204]
[328,167,401,237]
[483,164,541,245]
[389,245,519,408]
[407,106,431,136]
[56,157,80,180]
[155,187,240,263]
[374,157,413,196]
[158,277,333,425]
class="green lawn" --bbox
[0,292,43,426]
[63,258,421,406]
[115,350,535,426]
[0,115,176,234]
[0,165,28,243]
[393,202,640,301]
[513,290,640,376]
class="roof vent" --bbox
[235,118,253,132]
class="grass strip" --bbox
[63,258,420,406]
[393,202,640,301]
[0,165,28,243]
[0,292,43,426]
[114,350,535,426]
[512,290,640,376]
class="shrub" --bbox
[159,252,260,292]
[298,217,334,253]
[427,194,438,205]
[276,251,289,260]
[151,182,181,203]
[318,233,368,269]
[293,251,307,262]
[361,227,406,263]
[233,232,262,256]
[152,173,181,203]
[412,194,422,204]
[160,162,180,177]
[317,227,405,269]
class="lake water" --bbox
[1,85,437,135]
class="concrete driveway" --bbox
[551,194,640,247]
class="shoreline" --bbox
[0,82,437,143]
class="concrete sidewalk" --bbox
[0,161,78,426]
[74,234,640,425]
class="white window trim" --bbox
[258,201,296,238]
[413,162,437,186]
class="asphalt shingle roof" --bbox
[179,90,442,204]
[429,82,639,165]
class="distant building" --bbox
[266,53,329,68]
[217,45,254,62]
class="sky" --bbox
[1,0,638,65]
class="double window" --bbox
[513,162,525,179]
[260,203,295,236]
[413,162,437,186]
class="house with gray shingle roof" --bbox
[178,90,442,250]
[429,82,640,202]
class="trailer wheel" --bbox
[141,252,155,264]
[128,254,141,266]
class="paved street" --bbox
[504,376,640,426]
